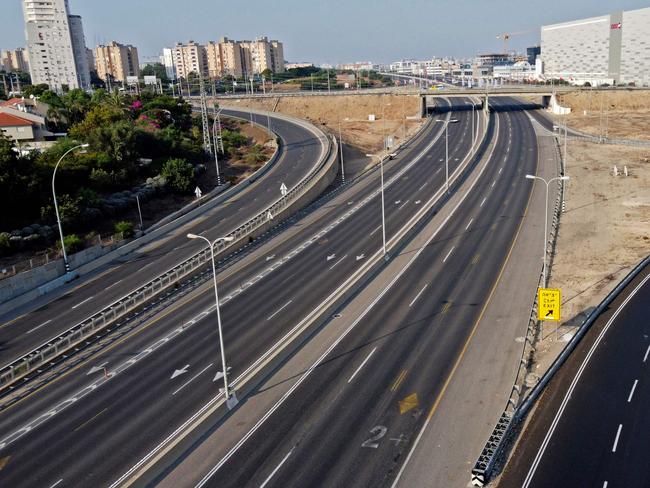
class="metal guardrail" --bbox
[471,132,566,487]
[0,114,336,392]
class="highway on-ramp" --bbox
[500,262,650,488]
[0,100,481,486]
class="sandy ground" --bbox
[532,136,650,373]
[556,90,650,141]
[219,94,425,155]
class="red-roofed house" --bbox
[0,98,53,145]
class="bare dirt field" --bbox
[533,137,650,372]
[219,94,425,156]
[556,90,650,141]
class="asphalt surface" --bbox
[500,263,650,488]
[0,99,482,486]
[176,98,540,487]
[0,109,327,368]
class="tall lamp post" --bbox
[435,118,459,192]
[187,233,237,408]
[525,175,570,285]
[53,143,89,273]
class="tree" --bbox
[161,158,195,193]
[141,63,170,84]
[22,83,49,98]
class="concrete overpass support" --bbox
[548,93,571,115]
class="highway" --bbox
[500,262,650,488]
[0,99,481,486]
[0,108,328,373]
[152,98,540,487]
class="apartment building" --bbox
[172,41,208,79]
[95,41,140,82]
[204,40,235,79]
[169,36,284,80]
[1,48,30,73]
[22,0,90,91]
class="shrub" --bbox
[114,220,135,239]
[0,232,10,255]
[58,234,84,254]
[161,158,195,193]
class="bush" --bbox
[161,158,195,193]
[114,220,135,239]
[58,234,84,254]
[0,232,10,255]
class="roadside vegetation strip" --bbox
[0,111,334,393]
[110,107,494,488]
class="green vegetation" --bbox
[114,220,135,238]
[0,89,204,237]
[161,158,195,193]
[58,234,84,253]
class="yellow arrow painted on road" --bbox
[399,393,419,414]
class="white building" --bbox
[541,7,650,86]
[493,61,535,82]
[161,48,176,80]
[22,0,91,91]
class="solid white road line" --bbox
[27,319,52,334]
[465,218,474,231]
[328,254,348,271]
[442,246,455,263]
[348,347,377,383]
[267,300,293,321]
[644,344,650,363]
[612,424,623,452]
[260,448,295,488]
[172,363,214,396]
[627,379,638,402]
[71,296,94,310]
[480,197,487,207]
[409,284,428,308]
[522,272,650,487]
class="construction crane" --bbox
[496,31,530,55]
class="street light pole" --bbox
[380,154,387,257]
[187,233,237,408]
[52,143,89,273]
[435,118,459,192]
[339,120,345,184]
[525,175,570,286]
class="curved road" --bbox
[0,99,483,487]
[500,262,650,488]
[0,109,327,369]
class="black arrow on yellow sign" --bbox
[546,309,554,317]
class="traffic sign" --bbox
[538,288,561,322]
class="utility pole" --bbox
[199,74,213,155]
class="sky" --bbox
[2,0,649,64]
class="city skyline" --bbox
[2,0,650,64]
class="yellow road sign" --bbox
[538,288,561,322]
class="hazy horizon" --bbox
[2,1,649,64]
